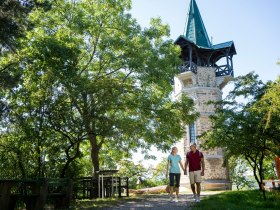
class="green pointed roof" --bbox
[185,0,212,48]
[174,0,236,78]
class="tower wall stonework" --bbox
[174,67,231,188]
[174,0,236,190]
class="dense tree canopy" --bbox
[254,76,280,151]
[0,0,198,178]
[0,0,52,51]
[201,72,280,200]
[0,0,52,120]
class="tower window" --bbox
[189,123,196,143]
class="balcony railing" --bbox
[179,62,233,77]
[179,61,197,74]
[215,64,234,77]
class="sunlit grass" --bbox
[72,195,144,209]
[193,190,280,210]
[71,190,280,209]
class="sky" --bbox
[129,0,280,167]
[130,0,280,83]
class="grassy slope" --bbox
[73,190,280,209]
[193,190,280,210]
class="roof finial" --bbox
[185,0,211,48]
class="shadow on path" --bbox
[99,194,205,210]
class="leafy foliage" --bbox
[201,72,280,200]
[117,158,168,189]
[0,0,198,179]
[228,158,256,190]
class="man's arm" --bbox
[201,157,205,176]
[184,159,189,175]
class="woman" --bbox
[166,146,185,202]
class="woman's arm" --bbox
[179,160,185,172]
[166,160,170,177]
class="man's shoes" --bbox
[195,196,200,202]
[174,196,178,202]
[169,196,173,202]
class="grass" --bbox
[194,190,280,210]
[71,190,280,210]
[72,195,145,209]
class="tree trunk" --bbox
[258,152,266,201]
[246,155,266,200]
[16,151,26,178]
[89,133,100,178]
[37,142,42,177]
[60,143,81,178]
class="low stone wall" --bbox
[201,180,232,191]
[129,186,168,194]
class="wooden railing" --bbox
[179,61,197,73]
[215,64,233,77]
[0,176,129,209]
[179,61,233,77]
[0,178,72,210]
[73,176,129,199]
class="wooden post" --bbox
[0,181,14,210]
[275,156,280,180]
[126,177,129,197]
[118,177,121,198]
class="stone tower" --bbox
[174,0,236,190]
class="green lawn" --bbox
[73,196,143,209]
[194,190,280,210]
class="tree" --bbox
[253,76,280,179]
[0,0,198,178]
[0,82,88,178]
[117,158,169,189]
[0,0,52,51]
[0,0,52,121]
[201,72,278,200]
[228,158,255,190]
[117,159,147,189]
[147,158,169,187]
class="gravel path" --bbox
[99,193,205,210]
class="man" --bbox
[184,142,205,202]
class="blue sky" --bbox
[130,0,280,166]
[131,0,280,94]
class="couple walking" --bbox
[166,142,205,202]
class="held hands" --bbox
[184,170,187,175]
[201,170,204,176]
